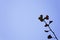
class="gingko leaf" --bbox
[49,21,53,24]
[38,15,44,22]
[45,24,49,27]
[44,15,49,20]
[47,35,52,39]
[44,30,49,32]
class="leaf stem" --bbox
[44,21,58,40]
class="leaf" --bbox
[45,24,49,27]
[44,30,49,32]
[38,15,44,22]
[44,15,49,20]
[49,21,53,24]
[47,35,52,39]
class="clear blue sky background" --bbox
[0,0,60,40]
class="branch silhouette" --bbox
[38,14,58,40]
[44,20,58,40]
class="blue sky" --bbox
[0,0,60,40]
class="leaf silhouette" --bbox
[38,15,44,22]
[45,24,49,27]
[49,21,53,24]
[47,35,52,39]
[44,15,49,20]
[38,15,58,40]
[44,30,49,32]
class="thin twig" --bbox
[44,20,58,40]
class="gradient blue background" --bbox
[0,0,60,40]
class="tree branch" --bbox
[44,20,58,40]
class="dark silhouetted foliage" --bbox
[48,35,52,39]
[49,21,53,24]
[38,15,44,22]
[44,15,49,20]
[38,15,58,40]
[45,24,49,27]
[44,30,49,32]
